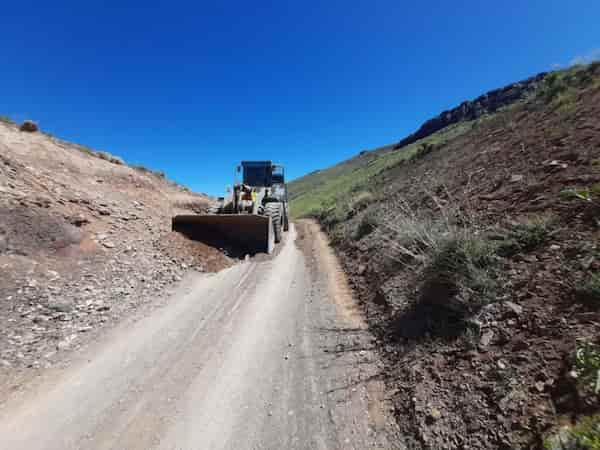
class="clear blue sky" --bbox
[2,1,599,195]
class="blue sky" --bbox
[2,1,599,195]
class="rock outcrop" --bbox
[394,72,547,149]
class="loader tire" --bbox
[265,203,282,243]
[282,204,289,232]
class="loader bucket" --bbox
[172,214,274,255]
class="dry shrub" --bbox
[379,194,501,318]
[350,191,375,212]
[96,151,124,165]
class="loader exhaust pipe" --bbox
[172,214,274,255]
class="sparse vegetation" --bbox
[575,273,600,306]
[544,415,600,450]
[354,213,378,240]
[495,219,555,257]
[411,142,435,161]
[378,198,501,317]
[539,72,569,103]
[96,151,124,165]
[349,191,375,213]
[0,115,16,125]
[573,341,600,397]
[419,232,500,314]
[132,164,166,178]
[317,203,349,231]
[560,186,600,202]
[537,62,600,116]
[560,185,600,228]
[72,143,96,157]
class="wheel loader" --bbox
[172,161,289,254]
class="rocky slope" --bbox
[290,62,600,449]
[0,121,231,396]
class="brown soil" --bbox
[157,231,233,272]
[330,73,600,448]
[0,122,232,396]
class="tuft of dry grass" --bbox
[96,151,124,165]
[376,193,501,315]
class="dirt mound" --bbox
[302,64,600,449]
[157,231,233,272]
[0,119,223,396]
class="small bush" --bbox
[571,415,600,450]
[421,234,499,313]
[132,164,151,173]
[561,188,594,202]
[350,191,374,213]
[540,73,568,103]
[96,151,124,165]
[354,213,378,240]
[573,342,600,395]
[317,204,348,231]
[96,151,111,161]
[544,415,600,450]
[328,227,346,247]
[410,142,435,161]
[576,274,600,306]
[495,220,554,257]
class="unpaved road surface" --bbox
[0,222,399,449]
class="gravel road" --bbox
[0,223,398,449]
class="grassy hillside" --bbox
[289,121,474,219]
[289,63,599,222]
[290,62,600,449]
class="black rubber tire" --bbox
[264,203,282,243]
[282,204,289,232]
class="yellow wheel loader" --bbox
[172,161,289,254]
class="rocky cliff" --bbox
[394,72,547,149]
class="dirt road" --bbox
[0,222,398,450]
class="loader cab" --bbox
[239,161,285,188]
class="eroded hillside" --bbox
[0,121,231,394]
[290,63,600,449]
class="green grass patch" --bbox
[421,234,500,312]
[574,341,600,395]
[544,414,600,450]
[494,219,555,257]
[561,184,600,200]
[349,191,375,213]
[536,62,600,117]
